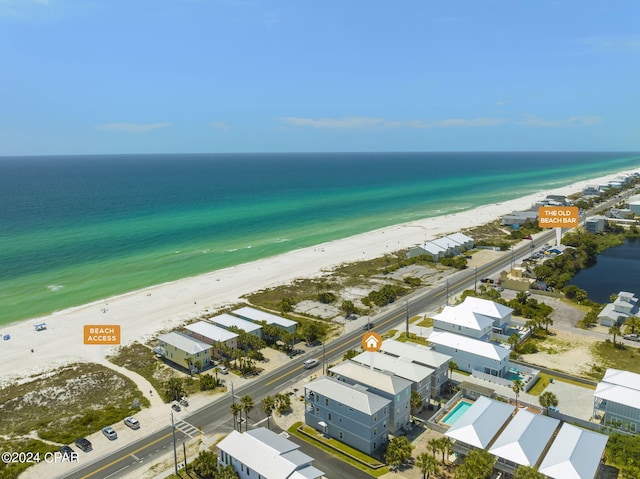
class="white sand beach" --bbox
[0,172,628,385]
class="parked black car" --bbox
[59,445,75,457]
[74,438,92,452]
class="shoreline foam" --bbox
[0,171,631,383]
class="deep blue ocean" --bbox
[1,152,639,324]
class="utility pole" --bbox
[171,411,178,476]
[474,266,477,293]
[322,341,326,375]
[446,278,449,306]
[405,298,409,338]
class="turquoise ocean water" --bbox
[1,152,639,325]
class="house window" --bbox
[339,417,343,423]
[383,407,387,414]
[328,413,332,421]
[374,414,377,421]
[339,432,343,439]
[315,407,320,415]
[373,427,377,435]
[325,398,329,406]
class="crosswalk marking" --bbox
[174,419,200,439]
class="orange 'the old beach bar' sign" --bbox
[538,206,579,228]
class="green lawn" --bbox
[592,341,640,376]
[288,422,389,477]
[527,372,596,396]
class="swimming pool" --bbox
[441,400,473,426]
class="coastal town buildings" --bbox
[446,396,608,479]
[217,427,326,479]
[233,306,297,334]
[593,368,640,433]
[183,321,238,359]
[304,375,391,455]
[379,338,451,397]
[329,360,412,434]
[407,232,474,260]
[154,331,212,373]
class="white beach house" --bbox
[210,313,263,338]
[217,427,326,479]
[232,306,297,334]
[598,291,639,327]
[428,331,510,378]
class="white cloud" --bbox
[96,122,170,133]
[278,116,506,130]
[210,121,229,131]
[581,35,640,52]
[0,0,48,17]
[518,115,602,128]
[279,116,385,129]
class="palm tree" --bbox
[513,465,545,478]
[508,333,520,352]
[439,436,453,464]
[261,396,276,430]
[240,395,254,432]
[230,402,242,431]
[609,325,622,347]
[448,360,458,380]
[427,438,439,458]
[538,391,559,416]
[416,452,440,479]
[410,390,423,414]
[512,379,524,408]
[624,316,640,335]
[541,315,553,334]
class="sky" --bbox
[1,0,639,155]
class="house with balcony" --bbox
[379,338,451,397]
[593,368,640,433]
[184,321,238,359]
[351,351,433,408]
[329,360,412,434]
[428,331,510,378]
[304,376,391,455]
[217,427,326,479]
[154,331,212,373]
